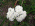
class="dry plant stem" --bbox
[14,1,18,7]
[21,0,24,6]
[21,1,23,6]
[14,0,19,10]
[14,0,18,11]
[14,0,19,7]
[14,1,17,7]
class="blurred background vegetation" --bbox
[0,0,35,26]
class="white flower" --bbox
[16,11,27,22]
[6,5,27,22]
[14,12,19,17]
[9,14,15,21]
[8,7,14,12]
[9,18,14,21]
[6,7,15,21]
[15,5,23,13]
[6,11,15,21]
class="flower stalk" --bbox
[21,0,24,6]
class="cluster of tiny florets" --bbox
[6,5,27,22]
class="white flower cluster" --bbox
[6,5,27,22]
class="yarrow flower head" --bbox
[15,5,23,13]
[8,7,14,12]
[16,11,27,22]
[6,7,15,21]
[6,5,27,22]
